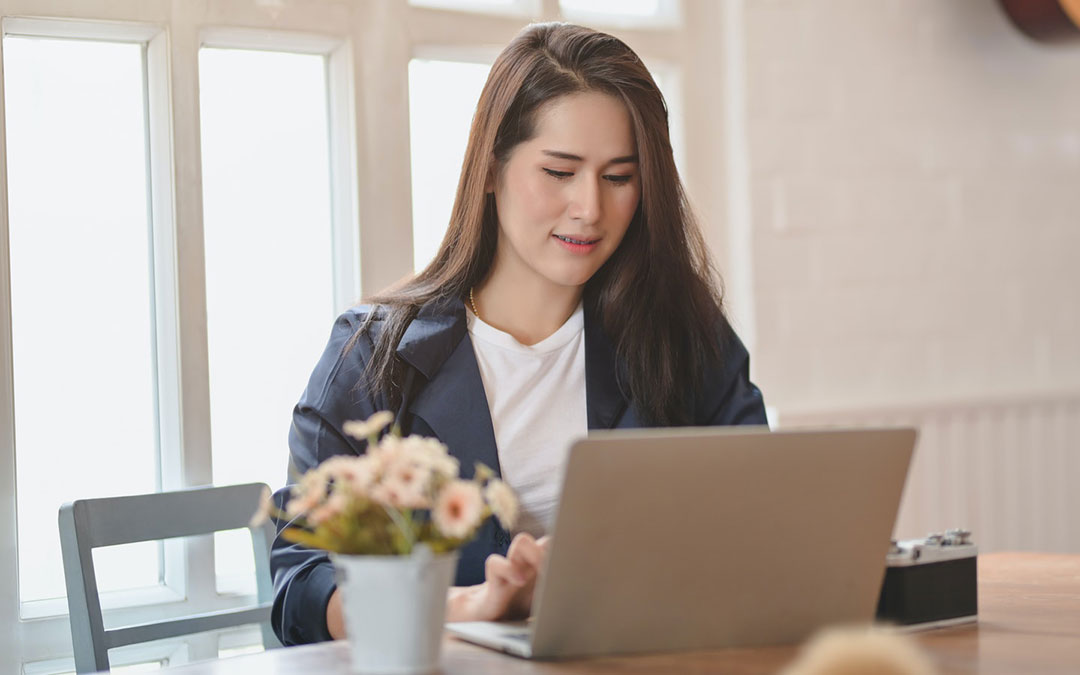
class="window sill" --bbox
[20,585,185,621]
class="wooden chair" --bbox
[58,483,281,673]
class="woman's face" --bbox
[490,91,641,290]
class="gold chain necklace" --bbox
[469,287,481,322]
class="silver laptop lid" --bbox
[530,426,916,658]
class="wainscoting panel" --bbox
[779,395,1080,553]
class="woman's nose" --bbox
[568,175,602,225]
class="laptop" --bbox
[446,426,916,659]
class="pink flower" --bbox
[285,487,324,518]
[484,479,518,531]
[433,480,484,539]
[321,455,377,494]
[307,492,348,526]
[368,436,405,473]
[371,473,430,509]
[400,435,459,478]
[249,485,274,527]
[292,465,330,503]
[383,460,433,509]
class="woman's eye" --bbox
[543,168,573,179]
[604,174,633,185]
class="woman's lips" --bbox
[552,233,600,254]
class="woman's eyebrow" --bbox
[542,149,639,164]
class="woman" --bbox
[271,22,766,646]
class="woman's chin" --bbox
[540,265,599,289]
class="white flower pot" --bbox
[331,547,459,674]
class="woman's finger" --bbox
[485,553,527,587]
[507,533,544,570]
[534,535,551,565]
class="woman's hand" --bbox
[446,533,550,622]
[327,586,346,639]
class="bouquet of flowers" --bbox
[253,411,518,555]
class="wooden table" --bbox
[164,553,1080,674]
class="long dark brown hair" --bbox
[358,22,727,425]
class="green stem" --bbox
[381,504,416,554]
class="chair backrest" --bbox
[58,483,281,673]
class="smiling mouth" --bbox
[553,234,600,245]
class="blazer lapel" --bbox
[397,301,502,480]
[398,299,633,474]
[584,307,631,430]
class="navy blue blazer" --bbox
[271,297,766,646]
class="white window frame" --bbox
[0,0,726,671]
[559,0,683,29]
[410,0,541,19]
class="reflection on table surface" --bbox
[160,553,1080,674]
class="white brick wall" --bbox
[743,0,1080,412]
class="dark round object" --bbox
[1000,0,1080,43]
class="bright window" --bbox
[648,65,686,176]
[408,58,492,272]
[408,0,536,17]
[197,47,339,586]
[559,0,680,27]
[560,0,661,17]
[3,35,160,606]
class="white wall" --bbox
[744,0,1080,413]
[734,0,1080,551]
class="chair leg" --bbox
[59,505,111,673]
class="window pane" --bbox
[198,48,337,584]
[408,59,491,272]
[648,66,686,179]
[409,0,530,15]
[3,36,160,604]
[560,0,663,19]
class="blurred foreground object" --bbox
[782,627,938,675]
[1000,0,1080,43]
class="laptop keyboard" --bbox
[496,622,532,642]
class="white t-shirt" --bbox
[467,305,588,537]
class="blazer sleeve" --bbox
[270,310,381,646]
[699,321,768,426]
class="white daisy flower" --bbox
[484,479,519,531]
[342,411,395,441]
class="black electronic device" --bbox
[876,529,978,629]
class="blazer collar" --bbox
[408,331,500,478]
[395,296,467,380]
[396,296,631,447]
